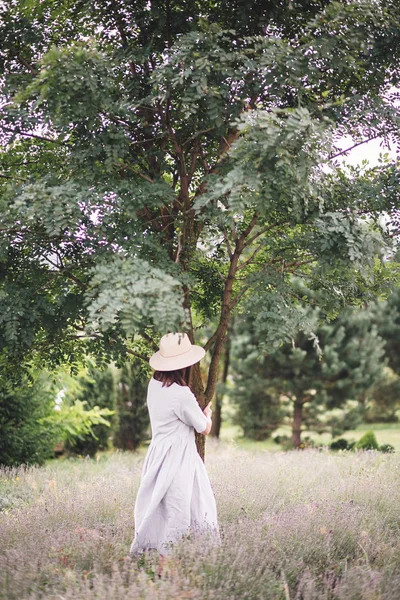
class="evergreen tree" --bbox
[368,282,400,422]
[231,306,386,446]
[373,286,400,374]
[0,370,56,466]
[366,367,400,423]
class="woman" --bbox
[129,332,219,557]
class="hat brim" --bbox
[149,345,205,371]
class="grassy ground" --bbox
[1,445,400,599]
[220,422,400,451]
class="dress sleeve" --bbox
[174,387,209,433]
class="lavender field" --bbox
[1,445,400,600]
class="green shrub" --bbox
[63,366,116,457]
[379,444,395,453]
[42,400,114,454]
[355,430,379,450]
[330,438,350,451]
[273,434,289,445]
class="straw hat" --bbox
[149,333,206,371]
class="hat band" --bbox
[160,346,194,359]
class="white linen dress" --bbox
[129,377,219,555]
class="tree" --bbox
[113,359,150,451]
[373,285,400,374]
[210,324,231,438]
[366,367,400,422]
[1,1,400,458]
[0,369,56,466]
[368,281,400,422]
[231,304,387,447]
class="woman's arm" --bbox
[201,403,212,435]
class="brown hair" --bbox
[153,366,192,388]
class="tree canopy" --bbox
[1,1,400,456]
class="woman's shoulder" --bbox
[148,378,191,396]
[173,384,197,404]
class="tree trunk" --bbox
[188,220,257,458]
[292,401,303,448]
[211,329,231,438]
[190,360,206,459]
[211,393,222,438]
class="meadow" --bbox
[220,423,400,452]
[1,444,400,600]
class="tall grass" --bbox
[1,444,400,599]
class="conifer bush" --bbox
[355,430,379,451]
[0,373,56,467]
[379,444,395,453]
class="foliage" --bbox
[330,436,395,452]
[0,360,115,466]
[330,438,356,451]
[113,359,151,451]
[231,364,287,440]
[63,365,116,457]
[355,430,379,450]
[373,284,400,374]
[366,367,400,423]
[0,370,56,467]
[231,300,387,444]
[41,400,114,448]
[379,443,395,453]
[0,0,399,427]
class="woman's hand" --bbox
[203,402,212,419]
[202,402,212,435]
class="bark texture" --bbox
[211,330,231,438]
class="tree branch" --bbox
[140,331,159,351]
[174,233,182,263]
[204,238,244,401]
[283,258,314,271]
[108,0,138,75]
[42,255,88,289]
[137,172,155,184]
[243,223,287,248]
[62,270,88,289]
[124,347,150,362]
[222,228,233,258]
[203,329,219,352]
[68,332,150,363]
[239,212,259,243]
[328,135,381,161]
[191,128,241,206]
[2,127,64,145]
[188,138,199,181]
[229,285,250,311]
[237,242,264,270]
[10,45,37,75]
[182,128,215,147]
